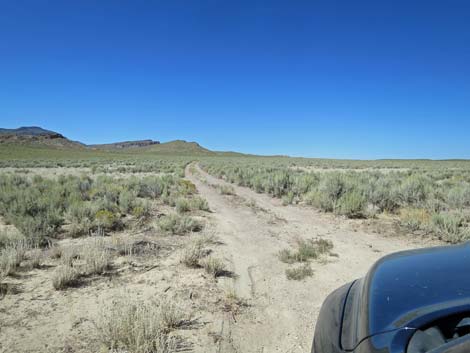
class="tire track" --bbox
[186,163,432,353]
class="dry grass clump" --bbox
[0,272,7,296]
[280,238,332,280]
[157,214,202,235]
[95,294,185,353]
[222,289,248,315]
[285,263,314,281]
[200,257,227,278]
[51,245,80,290]
[193,232,219,247]
[399,208,431,232]
[180,241,207,268]
[59,245,80,266]
[0,249,18,277]
[49,245,64,259]
[0,229,24,248]
[80,239,111,275]
[51,238,111,290]
[52,265,79,290]
[279,238,333,264]
[399,208,470,243]
[0,240,28,276]
[27,248,43,269]
[217,184,235,195]
[110,235,136,256]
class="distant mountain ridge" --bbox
[0,126,214,155]
[90,139,160,149]
[0,126,86,149]
[143,140,213,155]
[0,126,64,137]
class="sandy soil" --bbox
[0,203,226,353]
[0,229,227,353]
[186,163,439,353]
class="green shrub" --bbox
[286,264,313,280]
[66,202,96,235]
[157,214,202,235]
[190,196,210,211]
[279,239,333,264]
[118,190,137,214]
[178,179,197,195]
[175,198,191,214]
[282,191,295,206]
[0,230,24,249]
[265,170,292,197]
[17,217,53,244]
[430,212,466,243]
[424,197,447,213]
[68,218,93,238]
[337,191,367,218]
[447,185,470,209]
[95,210,122,231]
[278,249,296,264]
[318,174,345,210]
[132,200,152,223]
[369,179,400,213]
[0,172,188,242]
[217,185,235,195]
[399,175,431,206]
[136,177,166,199]
[304,190,334,212]
[314,238,335,254]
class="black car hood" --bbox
[341,242,470,351]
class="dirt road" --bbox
[186,164,437,353]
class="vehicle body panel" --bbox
[313,242,470,353]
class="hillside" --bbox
[0,126,217,158]
[140,140,214,155]
[0,126,85,149]
[90,139,160,150]
[0,126,59,136]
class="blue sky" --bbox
[1,0,469,159]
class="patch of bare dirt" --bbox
[0,215,225,353]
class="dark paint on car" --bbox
[312,242,470,353]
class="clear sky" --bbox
[1,1,469,159]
